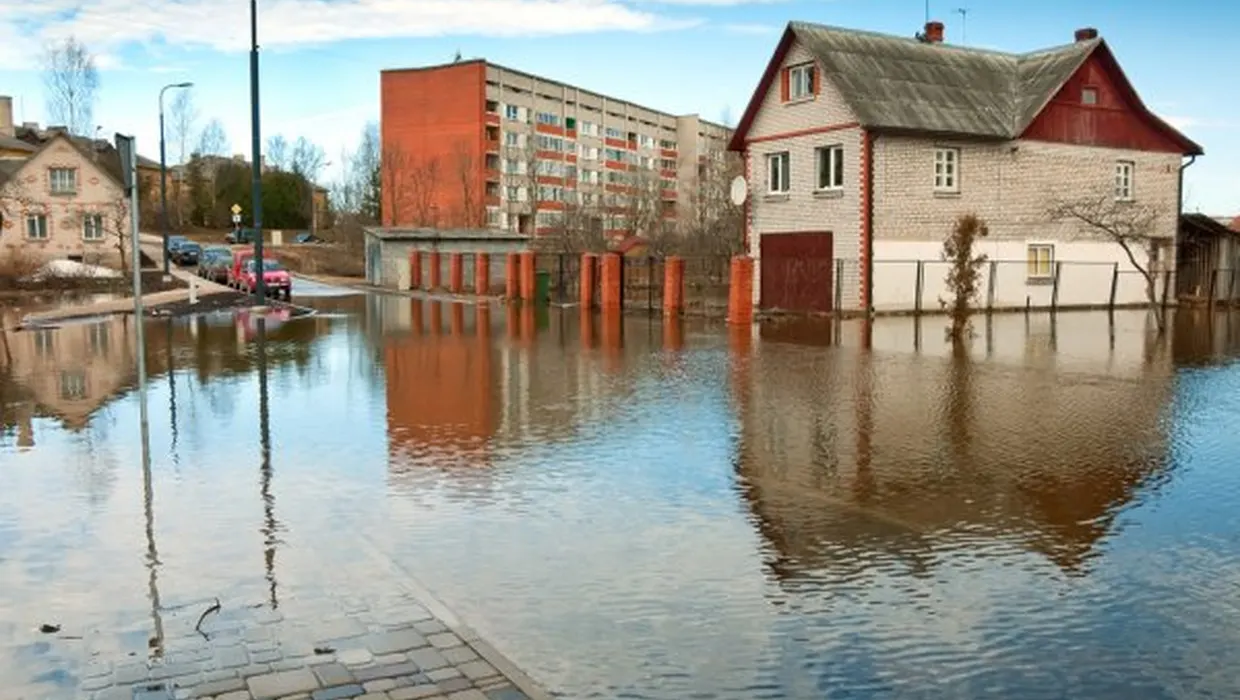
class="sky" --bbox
[0,0,1234,214]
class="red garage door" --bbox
[760,232,834,313]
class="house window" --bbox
[88,322,109,355]
[1115,161,1134,201]
[766,152,790,194]
[486,208,501,226]
[83,213,104,241]
[504,104,519,120]
[26,214,48,240]
[815,145,844,190]
[49,167,77,194]
[504,132,522,147]
[789,64,815,100]
[34,328,54,358]
[934,147,960,192]
[60,371,87,401]
[535,112,561,127]
[1027,243,1055,280]
[1081,87,1098,105]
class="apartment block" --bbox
[379,60,734,238]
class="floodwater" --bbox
[3,292,1240,699]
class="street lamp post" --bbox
[159,82,193,277]
[250,0,267,303]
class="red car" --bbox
[238,258,292,300]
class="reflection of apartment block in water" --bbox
[380,60,734,236]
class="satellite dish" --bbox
[729,175,748,206]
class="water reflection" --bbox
[4,301,1240,698]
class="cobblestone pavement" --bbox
[5,540,550,700]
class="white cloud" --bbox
[1165,116,1239,131]
[0,0,691,69]
[722,23,778,35]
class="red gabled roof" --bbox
[728,25,797,153]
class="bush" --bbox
[940,214,989,341]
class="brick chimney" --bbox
[0,96,13,138]
[924,20,945,43]
[1074,27,1098,42]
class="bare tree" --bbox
[42,37,99,136]
[671,150,743,256]
[381,144,439,227]
[168,90,198,165]
[1049,195,1170,331]
[265,135,290,171]
[196,118,229,157]
[451,144,486,228]
[618,166,665,241]
[351,122,380,223]
[407,156,441,227]
[290,137,326,181]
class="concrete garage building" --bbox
[363,227,530,291]
[728,20,1202,314]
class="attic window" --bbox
[1081,87,1098,105]
[788,64,815,100]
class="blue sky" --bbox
[0,0,1234,213]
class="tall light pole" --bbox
[250,0,267,302]
[159,82,193,277]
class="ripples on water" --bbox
[3,298,1240,699]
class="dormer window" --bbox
[789,64,815,100]
[1081,87,1098,105]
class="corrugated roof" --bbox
[789,21,1094,139]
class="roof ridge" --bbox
[788,20,1021,59]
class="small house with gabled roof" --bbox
[728,20,1203,314]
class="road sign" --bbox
[232,214,242,224]
[231,203,242,215]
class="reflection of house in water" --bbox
[733,320,1175,579]
[0,315,136,446]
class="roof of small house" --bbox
[729,21,1202,155]
[1181,213,1239,238]
[364,226,531,242]
[0,129,126,189]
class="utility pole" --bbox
[250,0,267,302]
[956,7,970,44]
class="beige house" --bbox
[728,21,1203,314]
[0,108,131,269]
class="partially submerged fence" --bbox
[539,253,730,315]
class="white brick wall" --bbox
[744,40,863,309]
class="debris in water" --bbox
[313,646,335,655]
[195,597,221,637]
[39,624,60,634]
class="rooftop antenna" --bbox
[453,49,462,63]
[955,7,970,44]
[924,0,930,24]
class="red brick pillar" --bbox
[505,253,520,300]
[428,301,442,335]
[519,251,536,302]
[663,315,683,351]
[450,301,464,336]
[521,303,535,342]
[409,250,421,290]
[579,307,595,349]
[727,255,754,326]
[506,302,519,339]
[475,253,490,296]
[411,299,424,335]
[476,303,491,340]
[427,250,441,290]
[600,253,622,311]
[663,255,684,317]
[580,253,597,309]
[449,253,464,293]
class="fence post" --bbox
[914,260,924,315]
[663,256,684,317]
[427,250,441,290]
[1109,263,1119,312]
[1209,268,1218,311]
[519,251,536,302]
[1161,269,1172,309]
[580,253,597,309]
[505,252,519,300]
[727,256,755,326]
[449,253,464,293]
[409,250,421,290]
[475,253,490,296]
[1051,261,1062,313]
[987,260,997,312]
[618,255,627,310]
[600,253,622,312]
[834,259,843,315]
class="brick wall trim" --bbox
[746,121,861,146]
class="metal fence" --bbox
[539,254,731,315]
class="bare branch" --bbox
[196,119,229,157]
[266,135,290,171]
[42,37,99,136]
[168,90,198,166]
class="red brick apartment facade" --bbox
[380,60,733,237]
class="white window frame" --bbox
[766,152,790,194]
[26,213,48,240]
[815,144,844,191]
[83,213,104,241]
[789,64,814,100]
[1114,160,1134,201]
[49,167,77,195]
[504,104,520,120]
[933,147,960,193]
[1027,243,1055,280]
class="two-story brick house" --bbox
[0,125,130,270]
[728,21,1203,314]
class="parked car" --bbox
[166,235,189,253]
[197,247,232,282]
[172,242,202,266]
[237,259,292,300]
[226,228,259,245]
[228,249,256,288]
[293,232,323,244]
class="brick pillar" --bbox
[520,303,535,342]
[428,301,442,335]
[450,301,464,336]
[449,253,464,293]
[580,253,597,309]
[663,255,684,317]
[427,250,441,290]
[411,299,424,335]
[601,308,622,370]
[409,250,421,290]
[519,251,536,302]
[579,306,595,349]
[600,253,622,311]
[476,302,491,340]
[475,253,490,296]
[663,315,683,351]
[505,253,520,300]
[727,255,754,326]
[506,302,519,339]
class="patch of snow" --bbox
[23,260,123,281]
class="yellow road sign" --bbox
[231,203,242,215]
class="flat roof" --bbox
[381,58,731,133]
[365,226,531,242]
